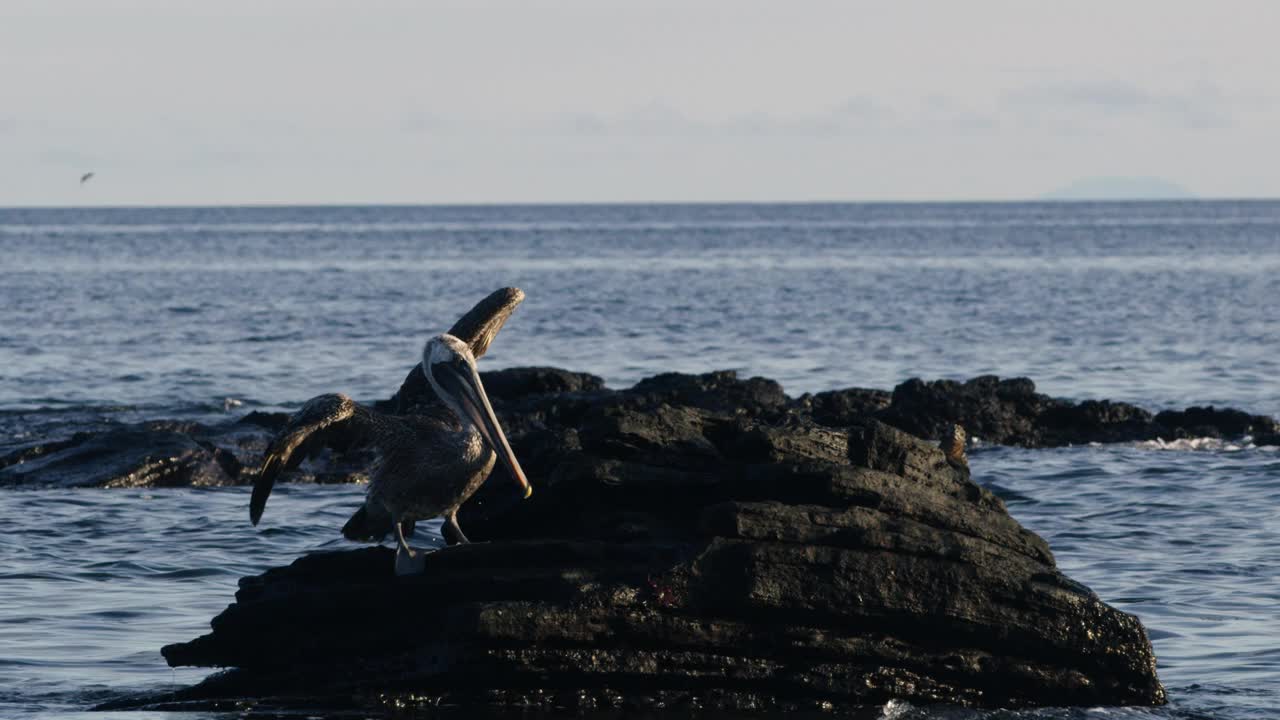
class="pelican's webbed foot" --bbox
[393,519,428,576]
[394,545,427,575]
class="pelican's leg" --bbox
[442,511,470,546]
[393,517,427,576]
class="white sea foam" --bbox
[879,698,913,719]
[1136,436,1253,452]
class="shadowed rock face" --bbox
[108,376,1167,714]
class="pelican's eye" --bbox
[429,356,477,401]
[431,357,471,382]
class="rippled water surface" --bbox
[0,202,1277,718]
[2,202,1278,422]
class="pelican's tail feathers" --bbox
[341,505,381,541]
[341,503,414,542]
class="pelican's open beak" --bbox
[441,361,532,499]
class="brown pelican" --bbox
[249,288,531,575]
[942,423,968,469]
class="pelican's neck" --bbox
[422,350,493,465]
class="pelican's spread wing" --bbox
[250,393,360,525]
[393,287,525,413]
[448,286,525,359]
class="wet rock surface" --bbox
[871,376,1278,448]
[0,421,244,489]
[105,385,1168,713]
[5,369,1275,489]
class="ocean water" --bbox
[0,202,1277,719]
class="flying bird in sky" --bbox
[79,172,95,185]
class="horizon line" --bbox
[4,196,1279,212]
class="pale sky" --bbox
[2,1,1277,206]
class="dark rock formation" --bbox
[108,406,1166,714]
[0,422,242,488]
[1152,406,1279,441]
[479,366,607,399]
[6,370,1276,489]
[1254,432,1280,447]
[799,386,893,428]
[863,375,1278,448]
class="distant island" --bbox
[1042,176,1195,201]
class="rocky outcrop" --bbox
[0,421,244,488]
[1254,432,1280,447]
[1152,406,1278,442]
[106,401,1166,714]
[864,375,1278,447]
[6,369,1276,489]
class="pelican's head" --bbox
[423,334,532,499]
